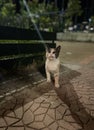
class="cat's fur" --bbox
[45,45,61,88]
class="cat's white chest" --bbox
[46,58,60,72]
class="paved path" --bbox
[0,41,94,130]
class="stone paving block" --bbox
[29,122,45,129]
[56,105,66,115]
[48,122,58,130]
[58,127,66,130]
[48,90,57,95]
[7,127,24,130]
[71,123,82,130]
[50,99,62,109]
[47,95,58,102]
[11,120,23,127]
[43,114,54,126]
[58,120,76,130]
[56,109,63,120]
[41,102,50,108]
[15,106,23,118]
[43,128,50,130]
[76,110,90,124]
[7,111,16,118]
[0,128,5,130]
[23,110,34,124]
[4,116,19,126]
[64,115,78,123]
[35,114,45,121]
[47,109,55,119]
[25,127,35,130]
[34,107,48,115]
[42,94,49,99]
[89,100,94,105]
[34,96,45,103]
[62,104,71,109]
[30,102,40,112]
[65,109,71,116]
[86,104,94,111]
[91,111,94,117]
[24,101,34,112]
[89,97,94,101]
[0,118,6,127]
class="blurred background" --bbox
[0,0,94,32]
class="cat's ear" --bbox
[55,45,61,58]
[46,45,50,53]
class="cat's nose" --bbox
[49,55,54,58]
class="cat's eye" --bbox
[53,51,56,54]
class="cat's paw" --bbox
[47,79,51,82]
[55,84,60,88]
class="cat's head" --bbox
[46,45,61,60]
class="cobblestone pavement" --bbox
[0,42,94,130]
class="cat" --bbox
[45,45,61,88]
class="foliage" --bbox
[65,0,82,27]
[28,1,59,31]
[0,0,14,26]
[0,0,59,31]
[0,0,29,28]
[0,0,83,31]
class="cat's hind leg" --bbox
[54,74,60,88]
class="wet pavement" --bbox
[0,41,94,130]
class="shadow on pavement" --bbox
[0,64,94,129]
[55,65,94,130]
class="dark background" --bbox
[13,0,94,23]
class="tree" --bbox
[0,0,29,28]
[65,0,82,27]
[0,0,59,31]
[26,0,58,31]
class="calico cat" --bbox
[45,45,61,88]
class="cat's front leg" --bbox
[46,71,51,82]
